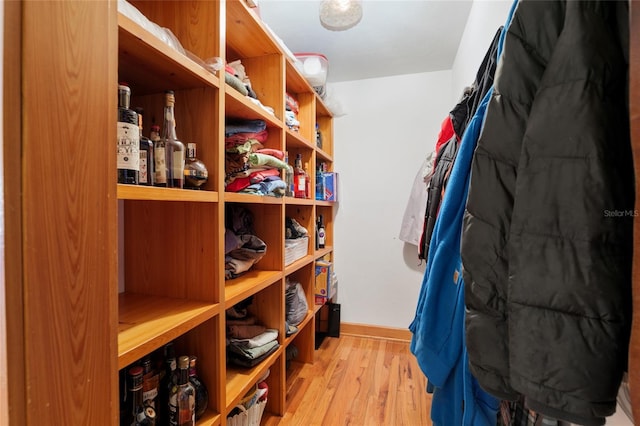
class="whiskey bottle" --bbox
[129,366,157,426]
[168,356,195,426]
[150,125,167,187]
[162,90,185,189]
[293,154,306,198]
[134,107,154,186]
[117,83,139,185]
[183,143,208,190]
[188,356,209,420]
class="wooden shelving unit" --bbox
[11,0,337,424]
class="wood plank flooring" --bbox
[263,334,432,426]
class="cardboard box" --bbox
[323,172,338,202]
[315,260,332,305]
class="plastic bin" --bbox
[294,53,328,98]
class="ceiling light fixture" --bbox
[319,0,363,31]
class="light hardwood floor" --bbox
[263,334,432,426]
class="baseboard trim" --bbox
[340,322,412,342]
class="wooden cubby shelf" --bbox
[23,0,337,423]
[224,270,283,307]
[118,293,220,369]
[118,12,220,96]
[225,347,284,410]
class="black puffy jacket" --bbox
[461,1,633,425]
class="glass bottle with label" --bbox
[293,154,306,198]
[117,83,139,184]
[283,151,294,197]
[183,143,208,190]
[168,356,195,426]
[134,107,154,186]
[188,356,209,420]
[128,365,157,426]
[315,163,325,201]
[317,215,326,249]
[304,161,311,199]
[162,90,185,189]
[141,356,159,411]
[150,125,166,187]
[158,342,177,424]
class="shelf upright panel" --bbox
[117,2,226,425]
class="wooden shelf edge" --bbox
[117,12,220,89]
[315,94,333,118]
[225,345,284,412]
[314,246,333,259]
[225,86,284,128]
[315,147,333,162]
[117,184,218,202]
[223,192,284,204]
[224,270,283,307]
[285,58,316,95]
[283,310,314,347]
[117,293,220,369]
[285,128,315,150]
[284,254,314,275]
[197,409,222,426]
[283,196,314,206]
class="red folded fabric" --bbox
[256,148,285,160]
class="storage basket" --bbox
[285,236,309,266]
[226,398,267,426]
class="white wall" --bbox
[329,0,514,331]
[451,0,513,102]
[330,70,452,329]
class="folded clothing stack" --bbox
[226,299,280,368]
[285,92,300,132]
[225,118,291,196]
[225,205,267,280]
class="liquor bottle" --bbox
[158,342,177,425]
[117,83,139,185]
[134,107,154,186]
[317,215,326,249]
[120,368,130,426]
[188,356,209,420]
[283,151,294,197]
[150,124,167,187]
[168,356,196,426]
[183,143,208,190]
[142,356,159,411]
[304,161,311,199]
[162,90,185,189]
[315,163,325,201]
[293,154,306,198]
[129,366,157,426]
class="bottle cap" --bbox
[128,366,143,377]
[178,355,190,369]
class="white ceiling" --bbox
[257,0,474,83]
